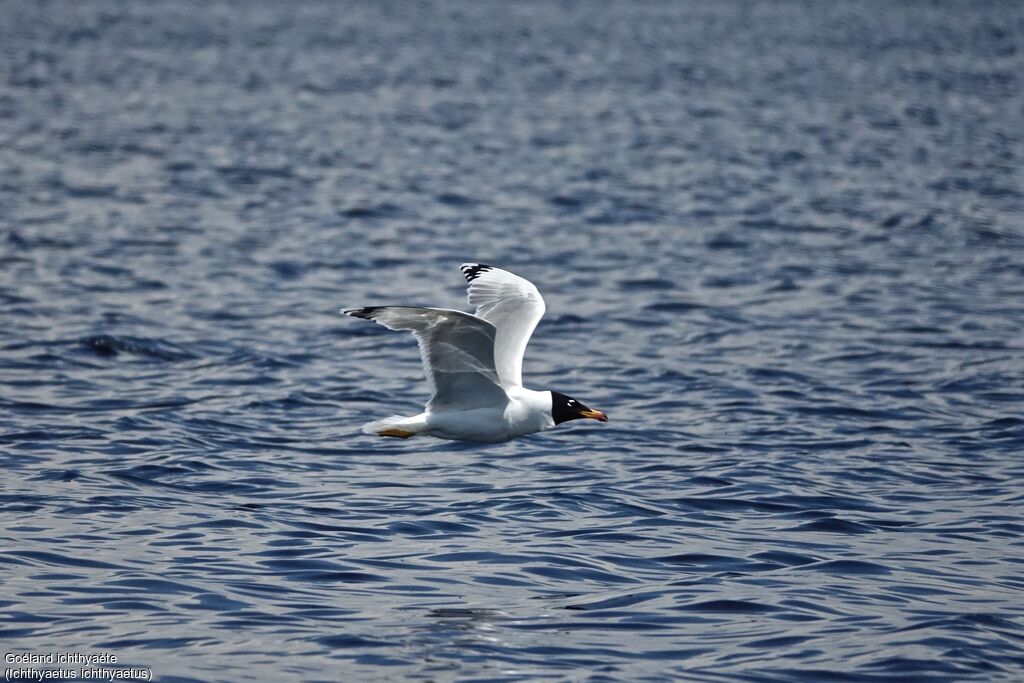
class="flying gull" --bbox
[343,264,607,442]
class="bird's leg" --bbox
[377,428,416,439]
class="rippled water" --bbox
[2,1,1023,681]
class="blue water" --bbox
[2,1,1023,681]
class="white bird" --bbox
[343,264,607,442]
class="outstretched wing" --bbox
[343,306,508,411]
[459,264,546,389]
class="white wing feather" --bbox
[459,264,546,389]
[343,306,508,411]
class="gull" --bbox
[343,264,607,442]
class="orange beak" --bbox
[579,408,608,422]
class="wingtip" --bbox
[460,263,494,282]
[342,306,378,319]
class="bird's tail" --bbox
[361,414,426,439]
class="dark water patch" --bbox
[745,634,816,649]
[386,520,478,537]
[340,203,408,220]
[28,468,84,482]
[80,335,198,361]
[279,571,387,584]
[618,278,677,291]
[215,164,294,184]
[547,194,584,209]
[791,518,877,535]
[537,528,650,543]
[3,550,125,570]
[316,634,391,649]
[426,551,523,564]
[644,301,708,314]
[675,599,782,614]
[268,260,305,280]
[507,620,671,632]
[435,192,478,207]
[706,233,750,250]
[0,427,105,444]
[749,551,819,567]
[798,560,892,576]
[671,497,800,514]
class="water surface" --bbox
[1,1,1023,681]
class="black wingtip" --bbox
[343,306,380,320]
[460,263,493,282]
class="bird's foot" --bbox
[377,428,416,439]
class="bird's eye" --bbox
[568,400,575,405]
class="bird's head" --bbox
[550,391,608,425]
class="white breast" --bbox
[504,388,555,438]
